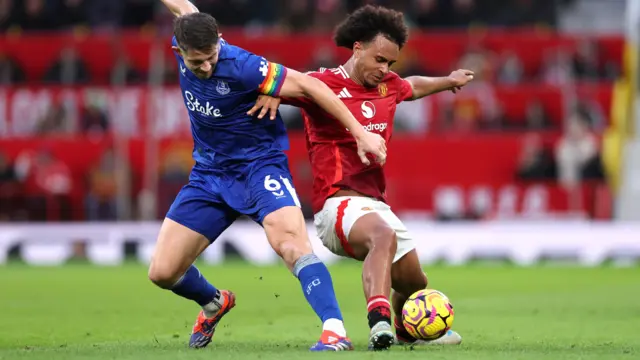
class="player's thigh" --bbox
[390,249,428,296]
[349,213,397,261]
[315,197,396,261]
[149,184,237,286]
[246,161,312,265]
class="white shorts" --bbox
[313,196,416,263]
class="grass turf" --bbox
[0,262,638,359]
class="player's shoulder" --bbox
[383,70,404,83]
[217,39,246,62]
[305,65,350,84]
[381,71,410,93]
[214,40,263,78]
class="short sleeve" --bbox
[239,53,288,97]
[396,77,414,103]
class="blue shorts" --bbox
[165,156,301,242]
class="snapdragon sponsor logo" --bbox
[346,122,388,133]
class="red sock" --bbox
[394,316,417,342]
[366,295,391,328]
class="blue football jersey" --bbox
[172,37,290,172]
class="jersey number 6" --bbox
[263,175,301,207]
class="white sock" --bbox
[202,291,222,318]
[323,318,347,337]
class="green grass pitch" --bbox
[0,262,638,359]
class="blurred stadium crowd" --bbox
[1,0,566,32]
[0,0,627,223]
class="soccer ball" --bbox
[401,289,454,340]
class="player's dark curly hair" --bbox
[334,5,409,50]
[174,12,220,52]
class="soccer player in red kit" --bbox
[249,5,474,351]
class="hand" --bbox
[356,132,387,166]
[448,69,475,94]
[247,95,281,120]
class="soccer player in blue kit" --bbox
[148,0,388,352]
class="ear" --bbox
[353,41,363,58]
[171,46,183,58]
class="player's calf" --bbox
[263,206,350,349]
[348,213,397,339]
[149,218,232,348]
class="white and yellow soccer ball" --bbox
[401,289,455,340]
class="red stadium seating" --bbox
[0,31,623,82]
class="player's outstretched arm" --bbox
[405,69,475,100]
[160,0,198,17]
[242,55,385,165]
[279,69,388,166]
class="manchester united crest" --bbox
[378,83,387,97]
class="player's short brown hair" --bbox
[333,5,409,50]
[173,12,220,52]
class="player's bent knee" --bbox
[148,263,182,289]
[148,218,209,289]
[148,251,190,289]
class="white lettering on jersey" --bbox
[337,88,352,99]
[345,122,387,133]
[180,64,187,75]
[259,59,269,77]
[362,122,387,132]
[361,101,376,119]
[184,90,222,118]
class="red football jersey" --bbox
[283,66,413,213]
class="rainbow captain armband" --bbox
[258,62,287,97]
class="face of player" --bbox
[173,42,220,79]
[354,34,400,88]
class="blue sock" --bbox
[171,265,218,306]
[293,254,343,323]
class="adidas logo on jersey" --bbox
[337,88,352,99]
[184,90,222,118]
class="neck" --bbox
[343,57,365,86]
